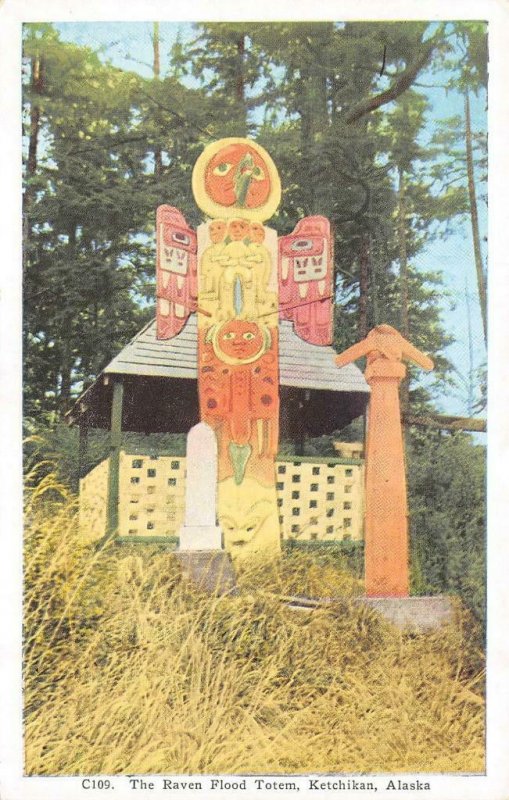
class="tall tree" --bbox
[464,91,487,342]
[23,21,486,423]
[23,27,154,414]
[152,22,163,181]
[432,22,488,344]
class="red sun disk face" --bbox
[217,320,265,361]
[205,144,272,209]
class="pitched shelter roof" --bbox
[68,317,369,437]
[104,316,368,393]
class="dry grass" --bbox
[24,473,485,776]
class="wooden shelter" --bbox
[68,316,370,542]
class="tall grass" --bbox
[24,473,485,776]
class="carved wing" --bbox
[277,215,333,345]
[156,205,198,340]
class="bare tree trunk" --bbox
[465,91,487,344]
[236,34,245,104]
[152,22,163,180]
[359,237,370,339]
[59,226,77,415]
[26,55,44,183]
[397,168,410,415]
[24,53,45,353]
[465,279,475,416]
[345,37,437,124]
[24,53,45,255]
[59,343,73,415]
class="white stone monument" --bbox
[178,422,222,551]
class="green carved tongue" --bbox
[229,442,252,485]
[234,153,254,207]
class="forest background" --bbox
[22,20,487,628]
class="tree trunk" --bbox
[403,412,486,433]
[465,91,487,344]
[59,344,73,414]
[26,55,44,186]
[297,49,330,213]
[370,232,379,327]
[345,38,437,124]
[59,225,77,415]
[230,34,249,137]
[24,53,45,260]
[397,168,410,414]
[359,237,370,338]
[235,34,245,104]
[153,22,163,180]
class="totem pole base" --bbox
[357,595,455,633]
[174,550,238,596]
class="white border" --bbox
[1,1,508,799]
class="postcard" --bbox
[1,0,508,798]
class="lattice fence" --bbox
[80,450,364,542]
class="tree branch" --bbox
[345,39,438,124]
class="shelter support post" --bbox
[78,423,89,481]
[106,379,124,539]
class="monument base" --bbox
[178,524,222,551]
[357,595,455,633]
[174,550,238,596]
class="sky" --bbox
[51,20,488,422]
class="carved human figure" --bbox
[216,218,255,318]
[246,221,276,311]
[200,219,227,296]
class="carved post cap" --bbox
[335,324,434,374]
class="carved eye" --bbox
[213,162,233,176]
[223,332,236,340]
[291,238,313,252]
[243,331,256,341]
[219,516,236,532]
[245,517,261,533]
[252,166,265,181]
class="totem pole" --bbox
[155,138,333,558]
[336,325,433,597]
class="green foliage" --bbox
[23,20,487,418]
[407,431,486,631]
[282,539,365,580]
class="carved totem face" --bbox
[208,219,227,244]
[215,319,266,362]
[204,143,271,209]
[218,477,275,554]
[249,221,265,244]
[227,218,250,241]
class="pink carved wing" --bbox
[278,215,333,345]
[156,205,198,340]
